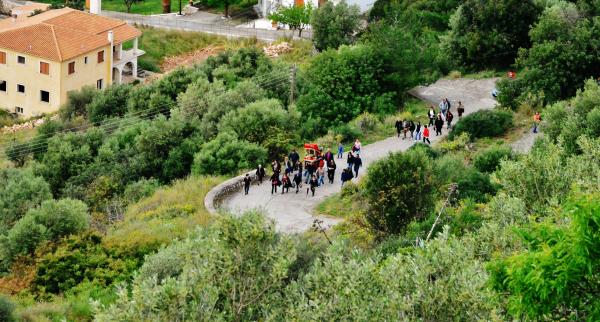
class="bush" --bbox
[29,199,89,240]
[510,4,600,103]
[364,148,435,236]
[192,132,268,175]
[311,1,361,51]
[332,124,363,143]
[473,145,513,173]
[1,199,90,268]
[449,109,513,140]
[0,295,15,322]
[456,170,498,203]
[32,233,141,296]
[122,178,161,204]
[86,84,132,123]
[0,168,52,233]
[59,86,97,120]
[444,0,540,68]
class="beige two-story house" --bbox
[0,8,143,118]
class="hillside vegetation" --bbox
[0,0,599,320]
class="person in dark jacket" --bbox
[435,114,444,136]
[395,119,402,137]
[293,171,302,193]
[414,122,422,141]
[457,101,465,118]
[409,120,416,140]
[256,165,265,184]
[353,155,363,178]
[341,168,353,186]
[446,110,454,129]
[307,175,318,196]
[347,151,355,170]
[281,173,291,194]
[289,150,300,170]
[271,173,280,194]
[305,162,315,184]
[327,160,336,184]
[243,174,251,195]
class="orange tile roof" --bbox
[0,8,141,62]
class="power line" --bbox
[2,72,291,158]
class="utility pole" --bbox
[289,64,297,105]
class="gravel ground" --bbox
[222,78,499,233]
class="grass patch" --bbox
[103,0,175,15]
[127,26,263,72]
[103,175,223,252]
[273,39,315,64]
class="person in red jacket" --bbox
[423,125,431,144]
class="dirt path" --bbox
[222,78,499,233]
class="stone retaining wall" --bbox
[204,170,257,214]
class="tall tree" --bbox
[268,3,314,37]
[310,0,361,51]
[444,0,541,68]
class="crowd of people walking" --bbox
[395,98,463,144]
[244,98,464,197]
[243,139,364,197]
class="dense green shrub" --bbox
[488,193,600,320]
[502,4,600,104]
[0,168,52,233]
[96,212,297,321]
[32,233,141,296]
[59,86,97,120]
[449,109,514,140]
[192,132,268,175]
[297,44,396,129]
[30,199,89,239]
[433,153,470,184]
[333,124,362,142]
[0,295,15,322]
[456,170,498,203]
[364,148,435,236]
[86,84,132,123]
[219,99,297,148]
[311,1,361,51]
[122,178,161,204]
[444,0,540,68]
[1,199,89,269]
[473,145,513,173]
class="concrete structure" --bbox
[0,7,142,118]
[10,3,51,18]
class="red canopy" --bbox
[304,143,319,151]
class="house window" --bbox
[0,52,5,64]
[97,50,104,63]
[40,90,49,103]
[84,56,88,64]
[40,62,50,75]
[16,107,23,114]
[17,84,25,93]
[17,56,25,64]
[0,81,6,92]
[68,62,75,74]
[96,79,103,90]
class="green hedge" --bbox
[449,109,513,140]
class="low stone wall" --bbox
[204,170,257,214]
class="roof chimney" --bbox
[107,30,114,43]
[90,0,102,14]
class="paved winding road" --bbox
[223,78,499,233]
